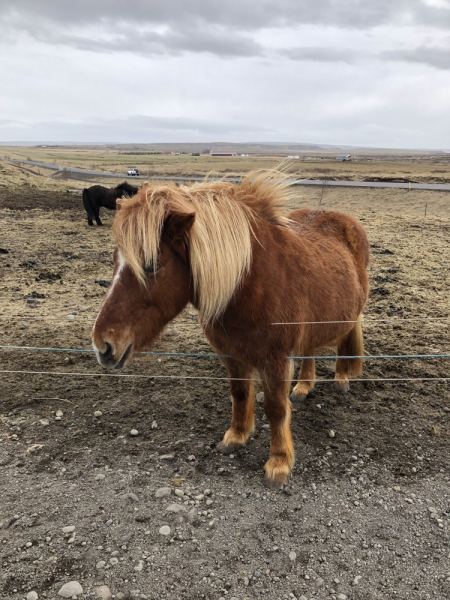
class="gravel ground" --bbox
[0,188,449,600]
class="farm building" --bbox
[337,154,353,161]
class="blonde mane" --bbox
[113,169,297,322]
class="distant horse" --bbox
[82,182,138,226]
[92,171,369,488]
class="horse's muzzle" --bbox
[95,341,133,370]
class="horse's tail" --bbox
[82,189,95,225]
[343,219,370,269]
[337,317,364,378]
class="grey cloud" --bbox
[280,47,360,64]
[383,46,450,70]
[33,25,265,58]
[1,1,450,59]
[1,0,449,30]
[0,115,274,143]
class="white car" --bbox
[127,168,140,176]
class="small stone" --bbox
[78,306,87,312]
[130,429,139,436]
[206,499,213,506]
[62,526,75,534]
[204,489,211,496]
[123,493,139,502]
[58,581,83,598]
[159,525,171,536]
[95,474,105,481]
[165,327,178,337]
[174,489,184,498]
[151,420,158,429]
[56,409,63,417]
[26,541,33,547]
[315,577,324,587]
[134,560,144,572]
[160,454,175,461]
[187,455,196,461]
[96,561,106,570]
[256,391,264,403]
[353,575,362,585]
[289,551,297,561]
[39,419,49,426]
[155,487,171,498]
[328,429,335,438]
[195,494,204,501]
[166,504,187,513]
[67,314,75,320]
[186,507,199,525]
[94,410,103,417]
[94,585,112,600]
[109,557,119,565]
[27,592,38,600]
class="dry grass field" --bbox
[1,144,449,186]
[0,150,449,600]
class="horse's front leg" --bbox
[217,357,255,453]
[262,359,295,489]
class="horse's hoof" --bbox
[217,441,238,455]
[334,380,350,393]
[264,474,288,490]
[290,391,307,403]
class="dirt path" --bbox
[0,188,449,600]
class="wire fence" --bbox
[0,369,449,384]
[1,311,449,385]
[1,344,450,361]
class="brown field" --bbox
[1,143,450,188]
[0,153,449,600]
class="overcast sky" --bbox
[1,0,449,148]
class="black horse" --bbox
[82,182,139,226]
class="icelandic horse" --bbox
[82,181,139,226]
[92,171,369,488]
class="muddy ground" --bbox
[0,185,449,600]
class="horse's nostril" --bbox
[103,342,113,361]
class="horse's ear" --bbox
[163,211,195,242]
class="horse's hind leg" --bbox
[262,359,295,489]
[217,358,255,453]
[291,357,315,402]
[94,208,103,226]
[334,319,364,393]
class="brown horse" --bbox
[92,171,369,488]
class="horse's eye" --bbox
[144,263,159,274]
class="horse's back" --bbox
[288,208,369,268]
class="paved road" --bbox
[2,156,450,191]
